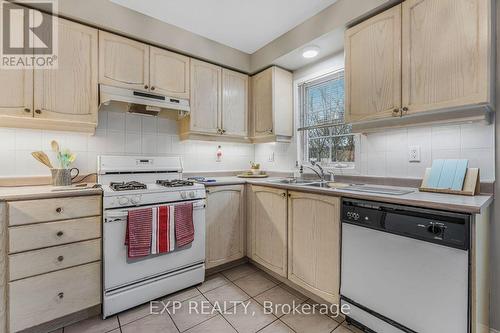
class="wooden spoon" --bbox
[31,151,53,169]
[50,140,61,168]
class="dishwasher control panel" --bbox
[342,199,470,250]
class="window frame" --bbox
[297,69,360,173]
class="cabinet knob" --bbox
[401,106,409,114]
[35,109,41,114]
[221,129,226,134]
[281,192,286,198]
[58,292,64,299]
[57,255,64,262]
[56,207,63,213]
[151,86,155,91]
[267,128,273,134]
[24,108,31,113]
[144,85,149,89]
[392,108,400,116]
[56,231,64,237]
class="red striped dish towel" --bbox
[174,202,194,247]
[158,206,170,253]
[125,208,152,258]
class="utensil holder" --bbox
[51,168,79,186]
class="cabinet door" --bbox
[251,68,274,137]
[249,185,287,277]
[34,18,98,124]
[205,185,245,269]
[0,67,33,118]
[222,69,248,137]
[402,0,490,113]
[190,59,221,134]
[288,191,340,304]
[98,31,149,91]
[150,47,190,98]
[345,5,402,123]
[0,8,33,119]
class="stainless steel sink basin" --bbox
[307,182,352,189]
[268,178,320,185]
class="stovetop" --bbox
[156,179,194,187]
[110,181,148,191]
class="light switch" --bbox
[268,152,275,162]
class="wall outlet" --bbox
[409,145,420,162]
[268,152,275,162]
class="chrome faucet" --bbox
[300,161,335,182]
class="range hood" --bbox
[99,85,190,116]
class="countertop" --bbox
[0,184,102,201]
[199,177,493,214]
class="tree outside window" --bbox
[299,70,355,166]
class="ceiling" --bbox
[109,0,338,54]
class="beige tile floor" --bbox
[62,263,361,333]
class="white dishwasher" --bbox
[341,199,470,333]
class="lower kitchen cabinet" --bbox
[0,193,102,333]
[287,191,341,304]
[248,185,288,277]
[205,185,245,269]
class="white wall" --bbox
[255,52,496,182]
[0,109,254,178]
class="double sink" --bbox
[266,178,414,196]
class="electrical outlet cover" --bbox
[409,145,420,162]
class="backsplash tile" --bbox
[255,122,495,181]
[0,109,254,178]
[0,109,494,182]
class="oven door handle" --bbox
[105,200,205,222]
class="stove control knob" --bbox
[181,192,188,199]
[118,197,129,205]
[189,191,195,198]
[131,196,141,205]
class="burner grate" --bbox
[110,181,147,191]
[156,179,194,187]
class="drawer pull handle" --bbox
[56,207,63,213]
[57,255,64,262]
[56,231,64,237]
[58,292,64,299]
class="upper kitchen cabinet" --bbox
[401,0,492,113]
[250,66,293,143]
[345,5,402,123]
[0,16,98,133]
[0,67,33,119]
[149,47,190,98]
[99,31,150,91]
[180,60,249,141]
[222,68,248,137]
[182,59,221,135]
[345,0,494,130]
[99,31,192,98]
[34,18,98,128]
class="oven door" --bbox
[103,199,205,291]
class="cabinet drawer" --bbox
[9,216,101,253]
[9,262,101,332]
[9,239,101,281]
[8,195,101,226]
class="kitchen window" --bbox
[298,70,356,168]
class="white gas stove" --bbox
[97,155,206,318]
